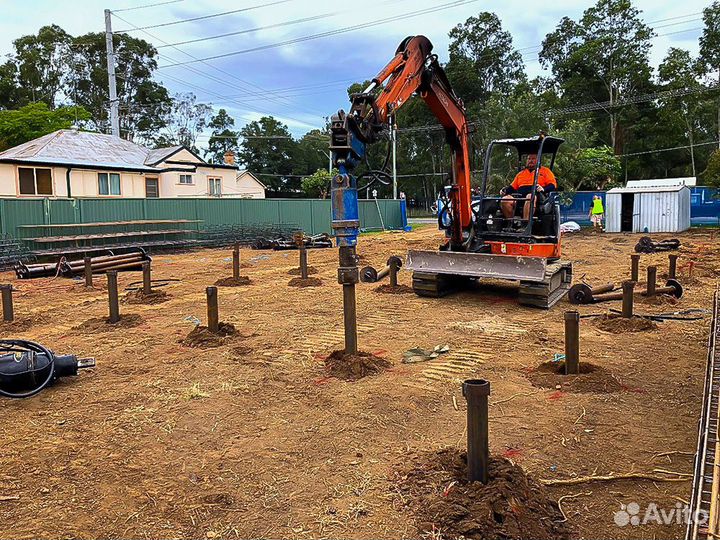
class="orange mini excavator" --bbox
[329,35,572,308]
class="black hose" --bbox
[0,339,55,399]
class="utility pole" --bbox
[104,9,120,138]
[391,116,398,199]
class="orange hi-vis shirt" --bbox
[510,166,557,191]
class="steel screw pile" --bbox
[668,254,678,280]
[631,254,640,282]
[564,311,580,375]
[142,262,152,295]
[1,285,13,322]
[232,243,240,280]
[107,271,120,323]
[463,379,490,484]
[622,281,635,318]
[646,266,657,297]
[84,256,93,287]
[206,286,219,334]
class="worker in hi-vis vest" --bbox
[589,194,604,230]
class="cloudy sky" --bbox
[0,0,710,139]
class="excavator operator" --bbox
[500,154,557,222]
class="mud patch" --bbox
[527,361,622,393]
[396,448,571,540]
[0,318,33,333]
[325,350,392,381]
[287,266,318,276]
[124,290,170,305]
[594,314,657,333]
[229,345,253,358]
[214,276,252,287]
[74,313,144,333]
[375,284,414,294]
[181,322,237,348]
[288,277,322,288]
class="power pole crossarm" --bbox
[104,9,120,138]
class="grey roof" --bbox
[145,145,183,166]
[0,130,214,172]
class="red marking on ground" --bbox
[372,349,388,357]
[313,353,329,361]
[502,448,523,458]
[548,390,565,400]
[313,376,331,385]
[620,384,647,393]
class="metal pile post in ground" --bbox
[686,286,720,540]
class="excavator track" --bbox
[411,260,572,308]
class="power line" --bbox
[157,0,413,49]
[112,0,184,12]
[157,0,480,68]
[619,139,720,157]
[114,0,293,32]
[111,11,326,124]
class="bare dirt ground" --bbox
[0,226,717,539]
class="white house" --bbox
[0,129,265,199]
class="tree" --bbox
[699,2,720,148]
[702,149,720,188]
[161,93,212,152]
[205,108,239,164]
[0,102,90,151]
[658,48,709,177]
[446,12,526,104]
[11,24,71,108]
[238,116,297,192]
[540,0,655,153]
[301,168,336,198]
[294,129,331,175]
[558,146,622,190]
[68,31,172,141]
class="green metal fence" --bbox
[0,197,406,240]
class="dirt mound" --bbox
[527,361,622,393]
[288,277,322,288]
[124,289,170,304]
[181,322,237,348]
[396,448,571,540]
[638,294,679,307]
[0,318,33,333]
[594,314,657,333]
[214,276,252,287]
[375,284,414,294]
[74,313,144,333]
[325,350,392,381]
[287,266,318,275]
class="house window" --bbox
[209,178,222,197]
[179,174,194,185]
[18,167,53,195]
[98,173,121,195]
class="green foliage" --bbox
[557,146,622,190]
[238,116,297,191]
[301,168,336,198]
[702,149,720,188]
[0,102,90,150]
[205,109,239,164]
[446,12,526,104]
[294,129,331,175]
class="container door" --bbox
[621,193,634,232]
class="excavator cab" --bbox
[472,134,564,259]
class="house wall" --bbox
[0,162,257,199]
[157,166,238,197]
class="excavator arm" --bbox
[329,35,472,248]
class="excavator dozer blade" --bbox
[406,249,572,308]
[406,250,547,281]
